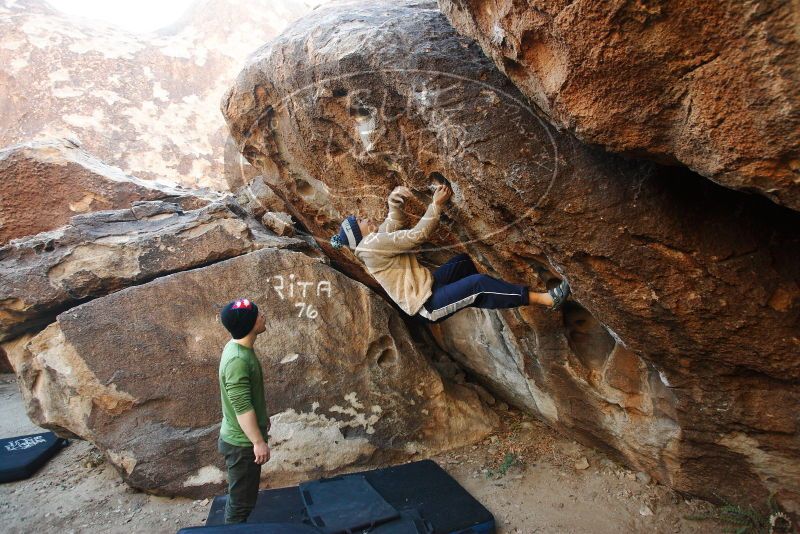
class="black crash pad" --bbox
[206,486,308,525]
[371,508,434,534]
[179,524,323,534]
[0,432,69,483]
[194,460,493,533]
[361,460,493,532]
[300,475,398,531]
[178,516,430,534]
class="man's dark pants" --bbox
[218,438,262,523]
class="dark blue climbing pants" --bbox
[418,253,529,323]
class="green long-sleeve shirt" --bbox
[218,340,269,447]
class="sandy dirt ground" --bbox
[0,373,721,533]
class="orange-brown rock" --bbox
[437,0,800,212]
[0,0,323,189]
[7,248,496,497]
[0,138,214,245]
[222,0,800,512]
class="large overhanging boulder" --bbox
[0,198,305,342]
[436,0,800,212]
[6,248,496,497]
[0,138,214,245]
[221,0,800,512]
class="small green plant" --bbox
[685,493,796,534]
[486,452,521,479]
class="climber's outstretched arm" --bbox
[369,184,450,253]
[377,186,412,233]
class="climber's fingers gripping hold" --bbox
[433,183,452,206]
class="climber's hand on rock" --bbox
[253,440,270,464]
[390,185,413,204]
[433,184,452,206]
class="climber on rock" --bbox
[330,178,570,323]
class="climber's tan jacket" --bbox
[354,195,442,316]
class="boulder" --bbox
[0,346,11,373]
[221,0,800,512]
[0,197,305,342]
[436,0,800,212]
[0,0,325,189]
[0,138,214,245]
[7,248,496,497]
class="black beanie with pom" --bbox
[220,298,260,339]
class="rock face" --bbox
[0,347,11,373]
[8,248,496,497]
[0,198,305,342]
[0,138,215,245]
[436,0,800,212]
[262,212,295,237]
[232,175,292,221]
[224,135,262,192]
[222,0,800,512]
[0,0,325,189]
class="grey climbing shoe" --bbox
[548,279,571,310]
